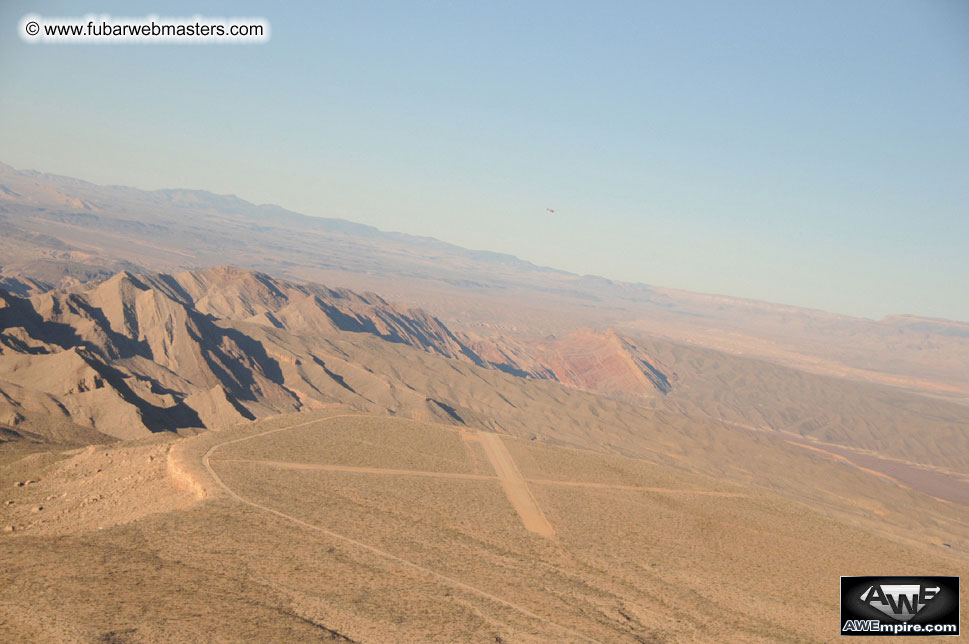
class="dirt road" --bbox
[211,459,497,481]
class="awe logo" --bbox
[860,583,940,621]
[841,576,959,637]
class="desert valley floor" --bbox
[2,409,966,643]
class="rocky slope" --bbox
[469,327,672,399]
[0,268,674,442]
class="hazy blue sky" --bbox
[2,1,967,320]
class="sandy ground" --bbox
[2,411,968,642]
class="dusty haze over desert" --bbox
[2,2,968,643]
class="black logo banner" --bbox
[841,576,959,637]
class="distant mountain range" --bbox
[1,161,967,403]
